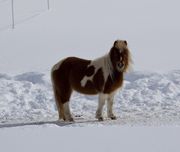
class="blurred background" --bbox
[0,0,180,73]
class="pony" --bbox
[51,40,132,121]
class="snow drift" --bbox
[1,70,180,126]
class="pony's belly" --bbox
[75,88,98,95]
[72,81,99,95]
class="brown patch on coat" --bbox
[85,66,95,76]
[92,68,104,92]
[103,72,123,94]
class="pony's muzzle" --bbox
[116,62,124,72]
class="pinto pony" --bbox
[51,40,132,121]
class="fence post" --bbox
[47,0,50,10]
[11,0,15,29]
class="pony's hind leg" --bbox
[52,74,73,121]
[56,82,73,121]
[54,86,73,121]
[53,87,65,120]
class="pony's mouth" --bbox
[116,62,125,72]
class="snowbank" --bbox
[0,70,180,126]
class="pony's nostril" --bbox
[118,62,124,68]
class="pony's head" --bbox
[109,40,132,73]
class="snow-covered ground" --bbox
[1,126,180,152]
[1,70,180,127]
[1,71,180,152]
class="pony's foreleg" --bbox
[96,93,107,121]
[107,93,117,120]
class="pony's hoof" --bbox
[97,117,104,121]
[110,115,117,120]
[96,114,104,121]
[69,117,74,122]
[64,117,74,122]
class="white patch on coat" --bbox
[80,54,113,88]
[120,56,123,61]
[63,101,73,121]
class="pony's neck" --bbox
[89,54,114,84]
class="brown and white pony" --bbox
[51,40,132,121]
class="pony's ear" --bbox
[114,40,118,47]
[124,40,127,46]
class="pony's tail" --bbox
[54,89,65,120]
[51,70,65,120]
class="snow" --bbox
[1,70,180,127]
[1,126,180,152]
[1,0,180,151]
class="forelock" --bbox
[114,40,127,49]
